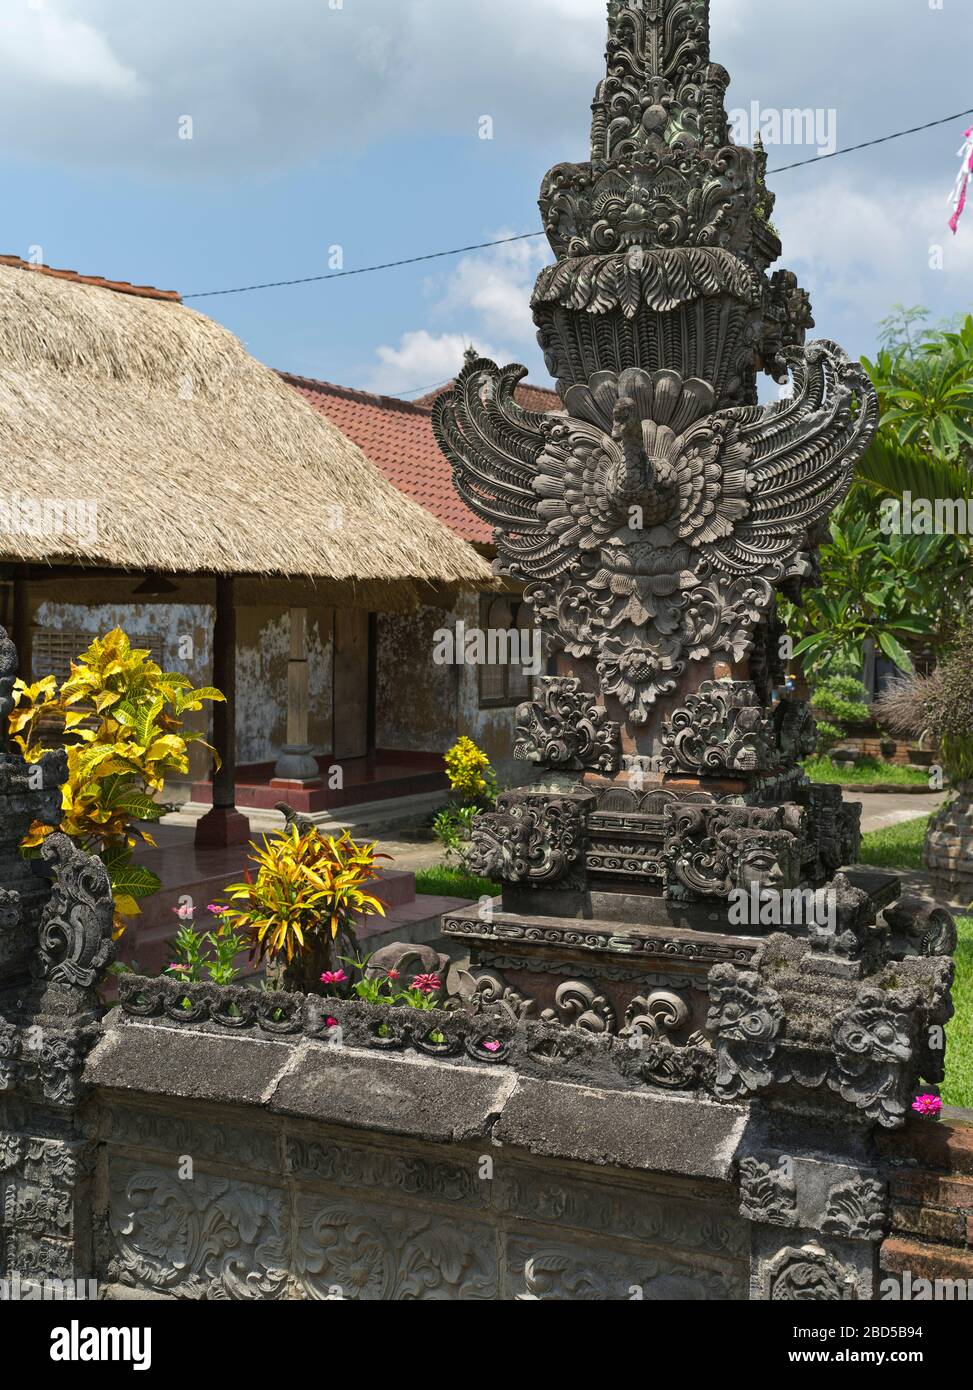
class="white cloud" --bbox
[0,5,137,94]
[774,177,973,354]
[363,329,505,396]
[437,234,552,344]
[362,233,552,394]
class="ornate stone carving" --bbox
[762,1243,859,1301]
[437,348,874,724]
[515,677,621,774]
[296,1197,497,1301]
[465,790,593,890]
[822,1177,888,1241]
[739,1157,798,1227]
[620,988,690,1041]
[541,980,617,1034]
[110,1166,289,1300]
[35,833,114,994]
[663,803,800,902]
[881,896,958,960]
[706,963,783,1100]
[660,681,775,775]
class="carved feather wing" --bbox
[701,341,879,575]
[432,358,566,578]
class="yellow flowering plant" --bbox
[444,736,497,802]
[220,824,390,992]
[434,736,498,860]
[8,628,224,936]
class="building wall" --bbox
[26,597,334,793]
[375,593,524,778]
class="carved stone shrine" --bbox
[433,0,957,1297]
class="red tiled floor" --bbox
[191,749,448,814]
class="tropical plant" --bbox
[165,903,251,987]
[876,629,973,784]
[444,735,497,802]
[783,515,945,678]
[864,310,973,462]
[809,664,871,752]
[8,628,224,935]
[221,825,389,991]
[325,953,446,1013]
[433,736,498,859]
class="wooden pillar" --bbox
[271,607,321,787]
[195,576,250,847]
[11,577,31,681]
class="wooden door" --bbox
[333,609,370,759]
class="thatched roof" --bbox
[0,260,494,607]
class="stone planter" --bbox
[924,782,973,906]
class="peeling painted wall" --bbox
[27,590,522,791]
[29,598,335,783]
[376,594,521,775]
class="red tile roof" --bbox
[0,255,180,302]
[413,380,561,415]
[279,372,562,546]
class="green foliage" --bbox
[166,911,250,987]
[943,917,973,1110]
[864,311,973,461]
[807,662,871,752]
[431,803,479,861]
[8,628,223,934]
[784,516,951,680]
[331,953,446,1012]
[415,864,501,899]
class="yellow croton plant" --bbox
[8,628,224,936]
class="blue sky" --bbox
[2,0,972,398]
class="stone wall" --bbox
[77,1006,749,1300]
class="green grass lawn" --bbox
[857,814,930,871]
[945,917,973,1109]
[803,755,932,787]
[414,864,500,900]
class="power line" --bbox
[182,232,544,300]
[769,105,973,174]
[182,106,973,301]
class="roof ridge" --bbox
[0,255,180,303]
[276,371,435,415]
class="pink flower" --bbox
[912,1094,943,1117]
[167,963,190,974]
[207,904,228,916]
[320,970,347,986]
[411,973,442,995]
[386,969,400,981]
[171,903,194,920]
[481,1040,501,1054]
[326,1017,339,1029]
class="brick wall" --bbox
[879,1116,973,1290]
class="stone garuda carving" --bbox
[435,349,876,722]
[515,677,621,774]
